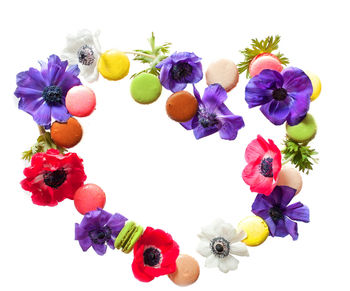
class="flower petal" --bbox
[218,255,239,273]
[193,125,218,139]
[284,217,299,240]
[260,99,291,125]
[218,114,245,140]
[285,202,310,222]
[79,237,92,251]
[197,239,211,257]
[202,84,228,113]
[229,242,249,257]
[92,243,107,255]
[51,105,71,123]
[205,254,220,268]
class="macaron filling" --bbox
[198,105,218,128]
[272,88,288,101]
[42,86,63,106]
[77,44,95,66]
[143,246,162,267]
[88,226,112,245]
[171,63,193,82]
[210,237,230,258]
[43,168,67,188]
[260,157,273,178]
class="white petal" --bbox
[201,218,225,239]
[230,242,249,257]
[83,66,99,83]
[205,254,219,268]
[230,228,247,243]
[196,239,211,258]
[217,222,237,241]
[218,255,239,273]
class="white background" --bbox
[0,0,349,290]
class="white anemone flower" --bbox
[197,218,249,273]
[61,29,101,83]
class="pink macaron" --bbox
[74,184,106,215]
[66,85,96,117]
[249,53,283,77]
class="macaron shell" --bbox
[51,117,83,148]
[306,71,321,101]
[74,184,106,215]
[166,91,198,122]
[286,114,317,143]
[66,85,96,117]
[168,254,200,286]
[98,49,130,81]
[277,166,303,194]
[238,216,269,246]
[205,59,239,92]
[115,221,136,249]
[130,73,162,104]
[249,55,283,77]
[124,226,143,254]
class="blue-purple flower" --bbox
[182,84,244,140]
[75,208,127,255]
[251,185,310,240]
[156,52,203,92]
[245,67,312,126]
[14,54,81,128]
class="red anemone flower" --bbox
[132,227,180,282]
[21,149,86,206]
[242,135,281,195]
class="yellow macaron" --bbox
[98,49,130,81]
[306,71,321,101]
[238,216,269,247]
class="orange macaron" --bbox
[166,91,198,122]
[51,117,83,148]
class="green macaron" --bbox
[286,114,317,143]
[130,73,162,104]
[115,221,143,254]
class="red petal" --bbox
[245,135,268,163]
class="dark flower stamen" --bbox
[143,247,162,267]
[272,88,288,101]
[210,237,230,258]
[171,62,193,82]
[269,205,285,222]
[42,86,63,106]
[198,105,218,128]
[260,157,273,178]
[77,44,95,66]
[88,226,112,245]
[43,168,67,188]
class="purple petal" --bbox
[75,223,88,240]
[51,105,71,123]
[284,217,299,240]
[170,52,201,63]
[202,84,228,113]
[181,115,199,130]
[169,80,187,93]
[187,61,203,83]
[269,186,296,208]
[264,216,276,236]
[79,237,92,251]
[286,92,310,126]
[159,63,172,87]
[16,69,47,90]
[260,98,292,125]
[107,239,116,249]
[285,202,310,222]
[98,209,113,226]
[14,87,43,99]
[252,194,273,214]
[79,210,102,229]
[218,114,244,140]
[274,219,289,238]
[32,103,52,127]
[193,125,218,139]
[18,96,45,116]
[106,213,127,234]
[92,243,107,255]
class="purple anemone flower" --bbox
[14,54,81,128]
[182,84,244,140]
[245,67,312,126]
[75,208,127,256]
[252,185,310,240]
[156,52,203,92]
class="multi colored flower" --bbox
[14,55,81,128]
[197,219,249,273]
[156,52,203,92]
[61,29,101,82]
[75,209,127,255]
[251,185,310,240]
[132,227,179,282]
[21,149,86,206]
[242,135,281,195]
[181,84,244,140]
[245,67,312,126]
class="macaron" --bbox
[205,59,239,92]
[51,117,83,148]
[305,71,321,101]
[130,73,162,104]
[168,254,200,286]
[286,114,317,143]
[166,91,198,122]
[249,53,283,77]
[98,49,130,81]
[74,184,106,215]
[115,221,143,254]
[277,166,303,194]
[238,216,269,247]
[65,86,96,117]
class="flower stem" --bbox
[38,126,46,136]
[124,51,156,59]
[282,155,294,166]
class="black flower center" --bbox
[77,44,95,66]
[89,226,112,245]
[143,247,162,267]
[198,105,218,128]
[269,206,284,222]
[260,157,273,178]
[43,168,67,188]
[210,237,230,258]
[171,62,193,82]
[42,86,63,106]
[272,88,288,101]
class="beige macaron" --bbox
[205,59,239,92]
[168,254,200,286]
[277,166,303,194]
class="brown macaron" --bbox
[51,117,83,148]
[166,91,198,122]
[168,254,200,286]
